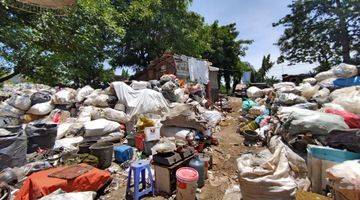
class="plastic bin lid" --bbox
[114,145,132,151]
[176,167,199,182]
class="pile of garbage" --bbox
[236,63,360,200]
[0,74,224,200]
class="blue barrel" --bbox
[114,145,133,164]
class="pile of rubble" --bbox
[0,74,224,200]
[236,63,360,200]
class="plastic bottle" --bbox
[189,155,205,187]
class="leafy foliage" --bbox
[202,21,253,92]
[255,54,274,82]
[274,0,360,71]
[110,0,209,71]
[0,0,252,87]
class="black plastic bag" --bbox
[26,123,58,153]
[326,129,360,153]
[30,91,52,106]
[0,126,27,171]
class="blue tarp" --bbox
[307,145,360,163]
[333,76,360,88]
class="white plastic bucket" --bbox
[176,167,199,200]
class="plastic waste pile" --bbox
[0,74,224,199]
[236,63,360,200]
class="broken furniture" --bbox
[153,154,195,195]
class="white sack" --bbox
[319,77,336,88]
[77,106,93,122]
[54,136,83,153]
[237,145,297,200]
[327,160,360,198]
[246,86,264,99]
[26,101,54,115]
[329,86,360,101]
[333,97,360,115]
[84,118,120,137]
[40,189,96,200]
[302,78,317,85]
[174,88,189,103]
[312,88,330,104]
[56,123,73,139]
[160,126,194,141]
[114,103,126,112]
[299,83,319,100]
[53,88,76,105]
[91,107,129,123]
[278,107,349,139]
[330,86,360,114]
[202,110,223,127]
[7,94,31,111]
[332,63,358,78]
[273,82,296,90]
[111,82,169,117]
[0,102,25,117]
[315,70,336,82]
[131,81,151,90]
[276,93,307,105]
[76,85,94,102]
[321,103,345,111]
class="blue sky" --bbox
[190,0,316,79]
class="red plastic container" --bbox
[135,133,145,151]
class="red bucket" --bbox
[135,133,145,151]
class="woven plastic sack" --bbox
[53,88,76,105]
[76,85,94,102]
[312,88,330,105]
[276,93,307,105]
[7,94,31,111]
[84,119,120,137]
[302,78,317,85]
[237,145,297,200]
[0,102,25,118]
[299,83,319,100]
[27,101,54,115]
[333,63,358,78]
[330,86,360,101]
[315,70,336,82]
[326,160,360,200]
[247,86,264,99]
[333,97,360,115]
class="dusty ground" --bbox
[106,97,264,200]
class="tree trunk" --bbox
[232,78,239,94]
[0,71,20,83]
[224,73,231,94]
[335,0,351,63]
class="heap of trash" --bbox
[0,74,224,200]
[236,63,360,200]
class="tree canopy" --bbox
[255,54,275,82]
[202,21,253,92]
[0,0,252,88]
[274,0,359,71]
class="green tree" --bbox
[255,54,274,82]
[274,0,359,71]
[202,21,252,93]
[0,0,162,86]
[0,0,128,86]
[110,0,209,71]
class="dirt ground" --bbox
[106,97,263,200]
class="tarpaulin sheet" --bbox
[111,82,169,117]
[15,164,111,200]
[188,57,209,84]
